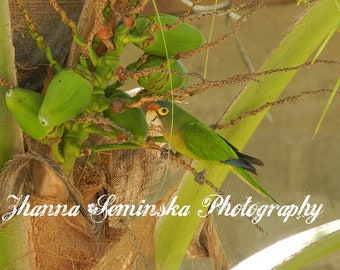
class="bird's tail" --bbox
[218,135,264,174]
[229,166,279,204]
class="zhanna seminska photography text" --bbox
[2,194,323,224]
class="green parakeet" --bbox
[147,100,277,203]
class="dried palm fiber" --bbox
[93,215,157,270]
[92,172,184,270]
[15,124,165,268]
[74,133,166,225]
[187,215,229,269]
[68,136,165,269]
[0,151,105,269]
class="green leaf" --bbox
[0,216,33,269]
[313,77,340,138]
[311,18,340,64]
[232,219,340,270]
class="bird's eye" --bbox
[157,107,169,116]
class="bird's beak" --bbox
[146,103,161,126]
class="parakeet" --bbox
[147,100,277,203]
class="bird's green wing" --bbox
[181,122,238,161]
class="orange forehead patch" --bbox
[147,103,159,111]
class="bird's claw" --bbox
[194,170,207,185]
